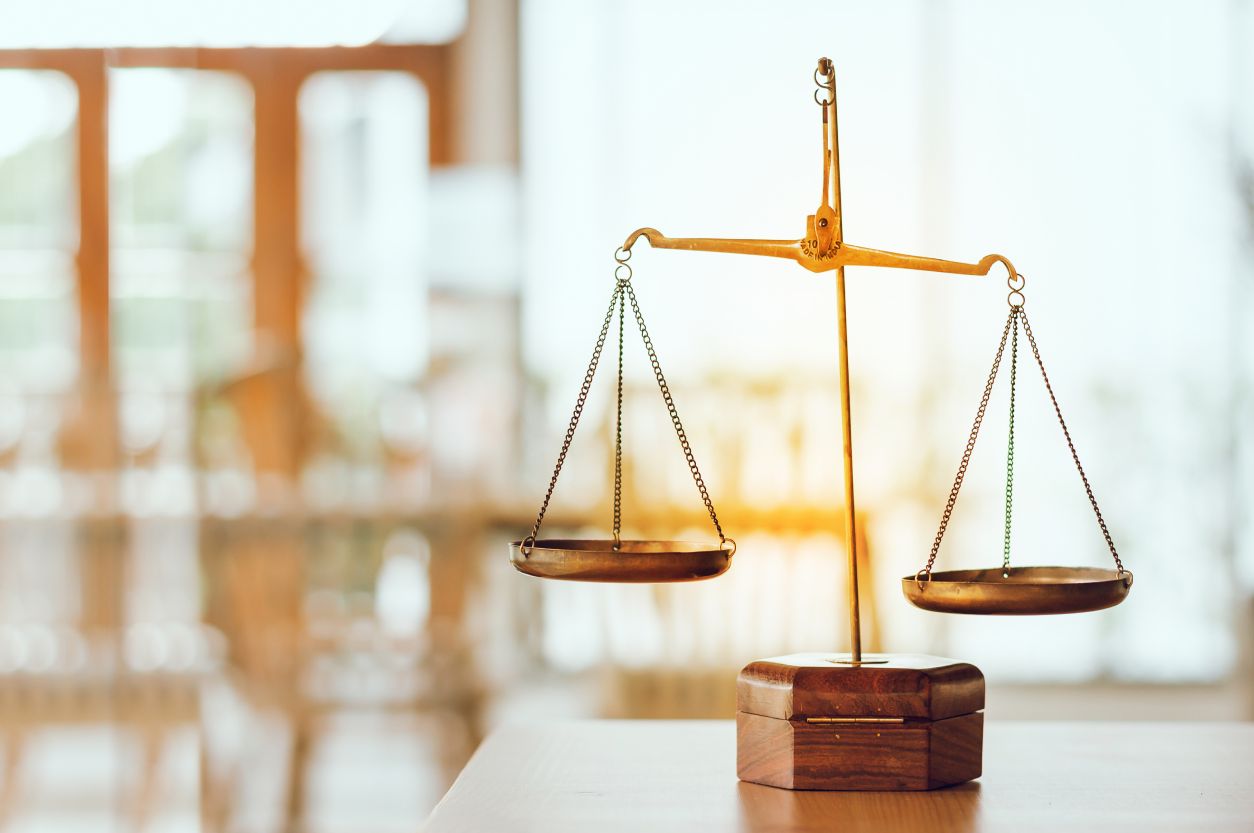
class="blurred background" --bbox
[0,0,1251,830]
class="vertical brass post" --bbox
[825,65,861,663]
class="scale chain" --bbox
[923,307,1017,576]
[524,282,623,549]
[1019,309,1124,574]
[525,263,730,554]
[922,297,1125,578]
[623,281,727,545]
[613,291,625,549]
[1002,311,1019,575]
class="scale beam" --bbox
[621,227,1018,280]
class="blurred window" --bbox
[108,70,254,677]
[0,71,82,676]
[0,45,459,832]
[110,68,254,521]
[0,70,78,499]
[110,68,254,419]
[299,71,430,511]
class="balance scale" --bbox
[509,58,1133,791]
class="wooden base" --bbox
[735,653,985,791]
[737,710,983,791]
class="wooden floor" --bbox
[420,719,1254,832]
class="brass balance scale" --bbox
[510,58,1133,791]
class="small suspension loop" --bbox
[521,535,536,559]
[915,569,932,592]
[615,262,633,284]
[812,63,832,104]
[1119,569,1134,588]
[612,529,621,552]
[614,246,632,264]
[720,538,737,558]
[1007,270,1025,309]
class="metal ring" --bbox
[614,246,631,264]
[1007,272,1025,292]
[915,569,931,591]
[814,65,833,87]
[1007,289,1025,308]
[1118,569,1134,588]
[814,88,832,107]
[615,263,632,284]
[612,529,621,552]
[521,536,535,559]
[720,538,737,558]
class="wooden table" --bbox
[420,719,1254,832]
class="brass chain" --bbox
[523,282,623,551]
[1019,309,1125,574]
[923,275,1125,578]
[613,290,625,550]
[622,280,728,546]
[922,306,1017,575]
[1002,311,1019,575]
[525,252,732,556]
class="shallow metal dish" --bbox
[901,566,1132,615]
[509,539,732,583]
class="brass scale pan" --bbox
[511,266,737,587]
[895,300,1133,616]
[510,539,731,584]
[902,567,1132,615]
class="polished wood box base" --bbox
[736,710,983,790]
[735,653,985,791]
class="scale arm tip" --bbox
[622,227,663,251]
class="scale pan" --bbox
[902,566,1132,615]
[509,539,732,583]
